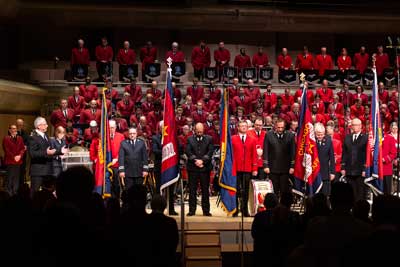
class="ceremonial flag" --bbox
[293,83,322,196]
[160,58,180,191]
[94,87,113,197]
[365,68,384,195]
[218,87,237,215]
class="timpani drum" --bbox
[248,179,274,216]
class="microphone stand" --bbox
[386,37,400,196]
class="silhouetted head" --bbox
[264,193,278,210]
[151,194,167,213]
[330,182,354,212]
[126,184,147,212]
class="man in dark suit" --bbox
[119,127,149,190]
[315,123,335,196]
[263,118,296,196]
[28,117,66,195]
[185,122,214,216]
[341,118,368,201]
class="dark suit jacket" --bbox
[118,138,149,177]
[151,134,162,164]
[185,135,214,172]
[317,136,335,181]
[28,132,55,176]
[49,138,66,169]
[341,133,367,176]
[263,131,295,173]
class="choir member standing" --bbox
[191,40,211,80]
[71,39,90,79]
[140,41,157,82]
[314,46,333,77]
[95,37,113,81]
[214,41,230,81]
[117,41,136,81]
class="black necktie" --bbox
[241,135,245,144]
[64,110,67,118]
[257,131,260,137]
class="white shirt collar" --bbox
[36,129,45,138]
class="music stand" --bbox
[204,67,218,82]
[259,67,273,83]
[145,63,161,80]
[278,69,297,85]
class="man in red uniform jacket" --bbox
[201,90,217,114]
[165,42,185,64]
[140,41,157,82]
[116,92,135,121]
[337,82,353,108]
[353,46,369,75]
[280,88,294,107]
[214,41,230,80]
[286,103,300,124]
[247,118,266,180]
[252,46,269,69]
[175,106,187,133]
[71,39,90,79]
[378,82,389,104]
[186,78,204,104]
[232,87,252,115]
[314,47,334,77]
[337,48,352,73]
[80,100,102,125]
[147,101,163,131]
[95,37,113,80]
[207,80,221,103]
[295,46,314,73]
[84,120,99,144]
[231,120,258,217]
[109,120,125,198]
[146,81,162,101]
[68,86,86,121]
[191,102,208,123]
[191,40,211,80]
[104,80,119,101]
[124,79,143,103]
[234,48,251,73]
[277,47,292,72]
[331,95,344,115]
[350,99,365,119]
[375,45,390,77]
[117,41,136,81]
[352,85,369,106]
[263,83,277,114]
[79,77,98,103]
[2,124,25,195]
[50,99,75,128]
[294,81,314,104]
[316,79,334,112]
[182,95,196,117]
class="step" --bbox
[185,245,221,257]
[186,256,222,267]
[185,231,220,245]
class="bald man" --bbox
[341,118,368,200]
[117,40,136,81]
[185,123,214,216]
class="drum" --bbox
[248,179,274,216]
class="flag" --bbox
[94,87,113,197]
[293,83,322,196]
[365,68,384,195]
[218,87,237,215]
[160,58,180,191]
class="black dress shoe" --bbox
[187,212,195,216]
[203,212,212,217]
[232,211,239,217]
[169,211,178,216]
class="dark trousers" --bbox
[19,154,27,185]
[193,69,203,81]
[236,172,252,215]
[270,173,290,196]
[31,176,44,196]
[383,175,393,195]
[255,167,265,180]
[188,171,210,213]
[111,167,121,199]
[97,62,112,80]
[125,176,144,191]
[72,64,88,79]
[6,165,20,195]
[320,180,331,196]
[347,175,366,201]
[154,166,176,212]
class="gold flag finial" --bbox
[299,72,306,83]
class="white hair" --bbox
[78,39,84,44]
[352,118,362,125]
[246,119,252,127]
[172,42,178,47]
[34,117,46,129]
[109,120,116,128]
[159,120,164,129]
[314,122,325,133]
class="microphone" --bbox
[387,36,393,48]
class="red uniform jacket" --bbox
[316,87,334,104]
[191,46,211,71]
[350,104,365,119]
[105,89,119,100]
[208,87,221,103]
[79,84,98,103]
[252,53,269,68]
[140,46,157,70]
[95,45,113,63]
[352,93,369,106]
[201,99,217,113]
[232,95,251,114]
[141,101,154,116]
[116,100,135,118]
[286,111,300,123]
[80,108,102,125]
[50,108,75,128]
[2,135,25,165]
[247,129,266,167]
[277,54,292,70]
[379,90,389,104]
[314,54,334,76]
[310,101,325,114]
[182,103,196,117]
[325,113,344,127]
[68,95,86,117]
[145,88,162,100]
[115,117,129,136]
[110,132,125,168]
[330,102,344,115]
[89,137,99,170]
[337,91,353,107]
[296,54,314,71]
[353,53,369,74]
[294,89,314,104]
[137,123,152,138]
[191,110,208,123]
[96,98,112,115]
[312,113,326,124]
[178,133,192,151]
[232,134,258,173]
[214,49,230,70]
[234,54,251,70]
[186,86,204,104]
[207,129,220,146]
[337,56,352,71]
[245,87,261,102]
[175,115,187,132]
[71,47,90,65]
[332,137,342,172]
[117,48,136,65]
[382,134,397,176]
[165,50,185,63]
[263,92,278,114]
[280,94,294,107]
[375,53,390,76]
[84,128,99,143]
[124,84,143,103]
[147,111,163,130]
